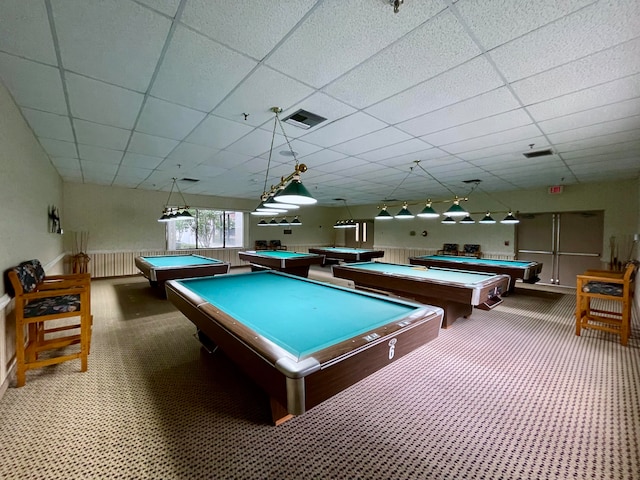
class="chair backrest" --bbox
[254,240,268,249]
[10,259,45,295]
[442,243,459,254]
[463,244,481,255]
[269,240,282,248]
[623,261,638,283]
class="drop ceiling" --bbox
[1,0,639,206]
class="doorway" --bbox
[345,220,375,248]
[516,211,604,287]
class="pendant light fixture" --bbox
[158,177,193,222]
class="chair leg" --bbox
[575,291,585,337]
[15,319,26,388]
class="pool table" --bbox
[135,254,230,288]
[332,262,511,328]
[165,271,443,425]
[308,247,385,264]
[238,250,325,277]
[409,255,542,293]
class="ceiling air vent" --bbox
[523,148,554,159]
[180,178,200,183]
[283,109,327,130]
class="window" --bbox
[166,208,244,250]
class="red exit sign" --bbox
[548,185,563,194]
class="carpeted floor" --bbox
[0,267,638,479]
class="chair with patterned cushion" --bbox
[437,243,459,256]
[254,240,269,250]
[461,244,482,258]
[8,259,92,387]
[269,240,287,251]
[575,261,637,346]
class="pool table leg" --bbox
[270,398,294,426]
[439,301,473,328]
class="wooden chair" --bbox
[254,240,269,250]
[575,261,637,346]
[437,243,459,256]
[8,259,92,387]
[269,240,287,251]
[461,244,482,258]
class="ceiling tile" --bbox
[527,74,640,122]
[213,66,315,127]
[299,112,387,148]
[166,142,218,167]
[114,165,154,181]
[325,10,481,108]
[365,56,504,124]
[39,138,77,157]
[554,129,640,154]
[66,73,144,129]
[50,156,80,170]
[78,144,123,164]
[489,1,640,82]
[265,0,445,88]
[137,97,206,140]
[331,127,413,156]
[456,0,593,51]
[151,25,257,111]
[226,128,284,157]
[121,152,164,170]
[299,149,347,167]
[397,87,521,137]
[80,159,119,175]
[511,37,640,105]
[538,98,640,135]
[52,0,171,91]
[128,131,179,157]
[547,117,640,145]
[0,54,67,114]
[357,139,435,162]
[422,109,532,146]
[136,0,181,17]
[21,108,73,142]
[0,0,56,63]
[74,119,130,150]
[185,115,254,149]
[205,151,252,170]
[442,124,544,154]
[181,0,316,60]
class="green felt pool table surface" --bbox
[332,262,511,329]
[172,272,426,357]
[165,270,443,424]
[238,250,324,277]
[134,254,230,285]
[409,255,543,290]
[141,254,226,267]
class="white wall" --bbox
[0,82,65,393]
[63,182,338,253]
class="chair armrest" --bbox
[576,274,625,285]
[39,274,91,291]
[19,285,88,301]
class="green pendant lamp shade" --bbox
[394,202,414,219]
[375,205,393,220]
[501,211,520,224]
[479,212,496,224]
[417,201,439,218]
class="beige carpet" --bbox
[0,267,638,479]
